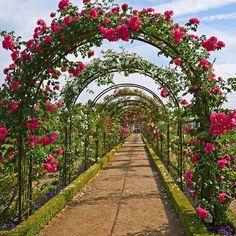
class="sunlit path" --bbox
[38,134,184,236]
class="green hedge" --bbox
[0,144,122,236]
[228,210,236,232]
[144,140,211,236]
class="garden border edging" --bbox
[0,143,123,236]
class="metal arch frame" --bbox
[110,104,152,121]
[107,99,156,118]
[97,93,163,115]
[98,94,164,116]
[69,69,180,108]
[89,83,168,111]
[108,101,156,122]
[87,83,171,164]
[67,68,180,111]
[87,85,183,188]
[82,83,167,168]
[86,85,172,164]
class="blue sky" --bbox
[0,0,236,108]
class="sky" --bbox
[0,0,236,108]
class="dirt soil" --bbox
[38,134,184,236]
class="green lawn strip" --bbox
[143,139,212,236]
[0,144,122,236]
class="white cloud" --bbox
[155,0,236,16]
[202,12,236,21]
[214,63,236,78]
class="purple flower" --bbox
[218,226,234,235]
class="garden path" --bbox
[38,134,184,236]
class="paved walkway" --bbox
[39,134,184,236]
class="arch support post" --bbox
[84,111,90,170]
[95,124,99,161]
[160,136,163,160]
[17,134,24,223]
[178,119,183,190]
[63,121,68,186]
[28,155,33,216]
[156,135,160,156]
[166,121,170,166]
[103,131,106,156]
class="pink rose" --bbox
[201,36,225,51]
[58,0,70,10]
[56,147,63,155]
[99,26,118,42]
[200,59,210,68]
[196,207,208,219]
[160,88,168,98]
[204,143,215,153]
[185,169,193,185]
[103,18,111,25]
[11,101,19,111]
[122,3,129,11]
[34,105,39,111]
[219,193,228,203]
[90,8,98,19]
[45,105,56,113]
[127,16,142,31]
[173,30,185,44]
[56,101,62,108]
[189,18,200,25]
[116,25,130,41]
[26,117,40,131]
[11,81,20,90]
[88,50,95,57]
[2,35,15,51]
[78,61,85,71]
[181,99,188,105]
[0,127,8,141]
[164,10,174,21]
[192,153,200,164]
[43,155,59,173]
[11,50,20,61]
[173,58,181,66]
[44,35,53,44]
[217,159,227,169]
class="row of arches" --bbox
[0,0,234,229]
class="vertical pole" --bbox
[69,116,72,149]
[156,135,159,155]
[103,131,106,155]
[84,134,88,170]
[63,122,68,186]
[18,135,23,223]
[167,121,170,166]
[28,155,33,216]
[95,124,99,161]
[178,119,183,190]
[160,136,163,160]
[84,110,89,170]
[108,135,111,151]
[68,116,72,181]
